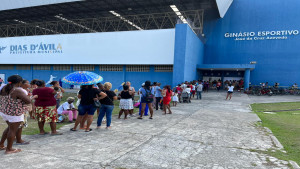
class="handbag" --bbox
[93,94,101,108]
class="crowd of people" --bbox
[0,75,239,155]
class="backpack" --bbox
[144,89,154,102]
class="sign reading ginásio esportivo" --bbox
[224,30,299,41]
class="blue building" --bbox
[0,0,299,89]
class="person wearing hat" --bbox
[138,83,148,116]
[57,97,77,123]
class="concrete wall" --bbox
[204,0,300,86]
[173,24,204,86]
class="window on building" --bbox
[53,65,71,71]
[0,65,14,70]
[154,65,173,72]
[16,65,31,70]
[126,65,150,72]
[73,65,95,71]
[33,65,51,70]
[99,65,123,72]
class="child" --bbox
[54,87,60,100]
[20,80,37,127]
[15,80,37,145]
[172,90,179,107]
[192,84,196,98]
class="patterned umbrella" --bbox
[118,82,126,91]
[62,71,103,85]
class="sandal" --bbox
[39,132,49,135]
[15,141,30,145]
[70,128,77,131]
[137,117,143,119]
[85,128,92,132]
[5,149,21,155]
[0,146,6,151]
[149,117,153,119]
[51,132,63,136]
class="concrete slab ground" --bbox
[1,92,300,169]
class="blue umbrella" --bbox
[62,71,103,85]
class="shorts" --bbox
[228,91,233,94]
[78,104,96,116]
[141,97,153,104]
[0,112,24,123]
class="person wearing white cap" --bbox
[57,97,77,123]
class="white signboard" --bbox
[0,29,175,65]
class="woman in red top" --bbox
[162,85,172,115]
[32,80,62,135]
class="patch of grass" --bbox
[251,102,300,112]
[251,102,300,165]
[0,93,139,136]
[21,120,73,135]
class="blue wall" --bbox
[204,0,300,86]
[0,65,172,90]
[173,24,204,86]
